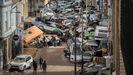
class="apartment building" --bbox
[0,0,17,69]
[28,0,49,17]
[0,0,28,69]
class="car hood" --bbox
[10,61,25,66]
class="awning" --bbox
[24,26,43,43]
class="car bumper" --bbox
[10,65,24,71]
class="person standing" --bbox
[51,36,56,46]
[33,60,38,75]
[39,56,43,68]
[42,59,47,72]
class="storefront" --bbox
[0,36,13,69]
[12,28,23,59]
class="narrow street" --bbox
[2,46,80,75]
[0,0,116,75]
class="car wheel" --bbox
[20,66,26,72]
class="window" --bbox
[26,57,31,62]
[14,57,25,62]
[5,12,8,31]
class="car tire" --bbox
[20,66,26,72]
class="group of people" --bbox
[33,57,47,75]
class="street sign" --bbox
[13,35,19,41]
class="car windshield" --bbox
[14,57,25,62]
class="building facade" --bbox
[0,0,17,69]
[0,0,26,69]
[22,0,29,19]
[112,0,126,75]
[28,0,50,17]
[11,0,25,59]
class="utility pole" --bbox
[80,1,84,75]
[81,12,84,75]
[74,22,77,75]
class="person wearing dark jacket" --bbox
[33,60,38,75]
[39,57,43,68]
[42,60,47,72]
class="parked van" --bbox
[66,38,94,63]
[66,38,83,62]
[69,43,82,62]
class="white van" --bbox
[69,43,82,62]
[66,38,82,62]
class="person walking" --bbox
[42,59,47,72]
[33,60,38,75]
[39,56,43,68]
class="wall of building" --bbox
[0,0,18,69]
[23,0,28,18]
[28,0,49,17]
[0,5,16,38]
[0,38,3,69]
[112,0,126,75]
